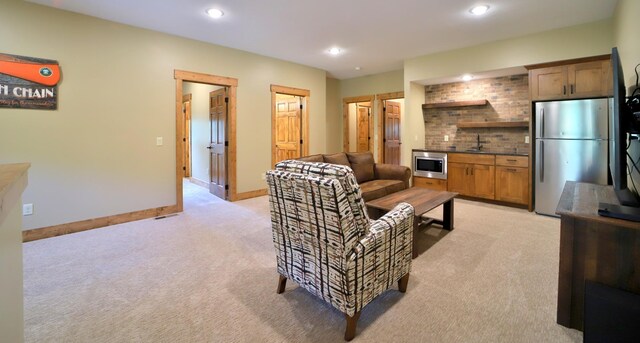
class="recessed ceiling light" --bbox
[328,47,341,55]
[355,66,362,71]
[462,74,473,81]
[469,5,490,15]
[206,8,224,19]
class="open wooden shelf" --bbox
[422,99,487,109]
[457,121,529,129]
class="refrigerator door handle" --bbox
[540,141,544,183]
[540,107,545,138]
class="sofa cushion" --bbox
[359,179,405,202]
[298,154,324,162]
[323,153,350,166]
[346,152,375,184]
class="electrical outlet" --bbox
[525,135,530,144]
[156,136,163,146]
[444,135,449,142]
[23,203,33,216]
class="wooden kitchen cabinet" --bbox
[447,153,495,200]
[413,176,447,191]
[528,57,611,101]
[447,162,470,195]
[495,155,529,205]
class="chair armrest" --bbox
[345,203,413,308]
[374,164,411,189]
[350,202,414,259]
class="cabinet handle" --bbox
[563,85,566,95]
[507,159,517,162]
[471,167,474,176]
[465,167,468,176]
[507,168,518,172]
[570,84,574,94]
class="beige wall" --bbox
[613,0,640,90]
[0,199,23,342]
[0,166,26,342]
[0,0,327,229]
[339,69,403,99]
[403,19,615,167]
[613,0,640,195]
[325,77,342,153]
[182,82,222,184]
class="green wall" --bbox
[0,0,327,229]
[401,19,614,166]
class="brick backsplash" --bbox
[423,75,530,154]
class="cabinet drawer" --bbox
[413,176,447,191]
[496,155,528,168]
[448,153,495,165]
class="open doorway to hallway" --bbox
[174,70,238,207]
[182,82,226,198]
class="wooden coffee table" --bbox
[366,187,458,258]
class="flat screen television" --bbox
[599,47,640,222]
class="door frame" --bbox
[376,91,404,164]
[182,93,192,178]
[342,95,375,153]
[175,70,238,208]
[270,84,310,166]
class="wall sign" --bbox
[0,53,60,110]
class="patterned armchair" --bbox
[266,160,414,341]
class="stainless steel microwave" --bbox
[413,151,447,179]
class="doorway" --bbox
[342,95,375,156]
[270,85,310,166]
[174,70,238,207]
[376,92,404,165]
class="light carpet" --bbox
[23,181,583,342]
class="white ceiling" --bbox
[27,0,618,80]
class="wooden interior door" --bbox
[275,96,301,163]
[384,100,401,164]
[356,105,370,152]
[209,88,228,199]
[182,94,192,177]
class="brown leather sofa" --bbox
[298,151,411,202]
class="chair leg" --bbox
[276,275,287,294]
[344,311,361,341]
[398,273,410,293]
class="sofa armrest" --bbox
[374,163,411,189]
[343,203,413,313]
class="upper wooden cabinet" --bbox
[527,56,611,101]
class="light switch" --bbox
[23,203,33,216]
[525,136,529,144]
[444,135,449,142]
[156,137,163,146]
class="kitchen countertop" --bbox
[413,148,528,157]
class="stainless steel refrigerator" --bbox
[535,99,610,216]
